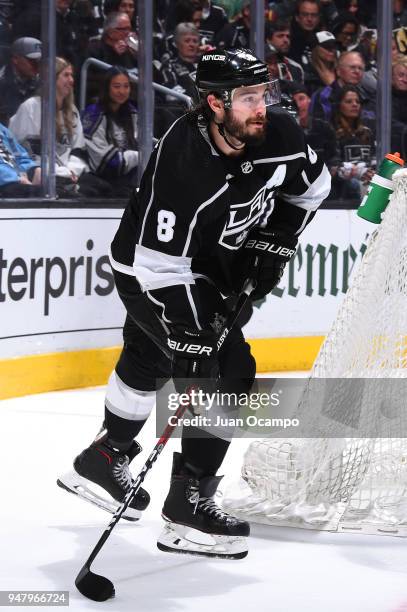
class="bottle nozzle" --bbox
[385,152,404,165]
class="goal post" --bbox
[223,169,407,536]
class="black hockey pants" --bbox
[109,269,256,477]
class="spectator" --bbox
[158,22,200,108]
[13,0,98,67]
[331,13,360,52]
[104,0,169,62]
[289,0,322,73]
[215,0,250,49]
[335,0,370,26]
[392,55,407,124]
[55,0,86,66]
[199,1,228,47]
[331,84,375,199]
[165,1,215,60]
[104,0,136,28]
[212,0,243,20]
[0,37,41,124]
[166,0,204,33]
[268,0,339,25]
[391,56,407,155]
[318,0,340,25]
[81,66,138,196]
[310,50,375,126]
[65,0,100,66]
[305,30,337,95]
[265,20,305,84]
[0,121,41,197]
[9,57,108,197]
[289,81,340,176]
[85,12,137,104]
[336,0,371,19]
[393,0,407,29]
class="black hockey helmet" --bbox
[196,48,280,108]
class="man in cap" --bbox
[0,37,41,123]
[58,48,331,559]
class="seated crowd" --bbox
[0,0,406,200]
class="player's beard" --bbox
[223,110,267,146]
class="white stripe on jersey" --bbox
[145,291,171,329]
[133,244,194,291]
[139,117,184,245]
[279,164,331,211]
[109,248,135,276]
[182,182,229,257]
[301,169,311,188]
[295,209,314,235]
[185,284,202,329]
[253,152,307,165]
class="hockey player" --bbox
[58,48,331,558]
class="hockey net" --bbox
[223,169,407,536]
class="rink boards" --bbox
[0,205,373,397]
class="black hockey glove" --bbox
[168,326,219,393]
[237,228,298,301]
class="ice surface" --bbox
[1,384,407,612]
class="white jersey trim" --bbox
[279,163,331,211]
[109,248,136,276]
[145,291,171,328]
[185,284,202,329]
[182,182,229,256]
[253,152,307,165]
[133,244,194,291]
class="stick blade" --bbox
[75,564,115,602]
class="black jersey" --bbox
[110,108,331,329]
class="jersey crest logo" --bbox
[241,161,253,174]
[218,164,287,250]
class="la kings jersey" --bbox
[110,108,331,330]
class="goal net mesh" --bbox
[223,169,407,535]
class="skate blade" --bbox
[57,470,141,522]
[157,519,248,559]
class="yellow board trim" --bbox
[0,337,324,400]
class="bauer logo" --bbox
[245,240,296,259]
[167,339,213,356]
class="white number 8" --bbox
[157,209,176,242]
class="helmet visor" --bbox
[231,79,281,111]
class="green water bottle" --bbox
[357,152,405,224]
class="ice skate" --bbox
[157,453,249,559]
[57,435,150,521]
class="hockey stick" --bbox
[75,281,254,602]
